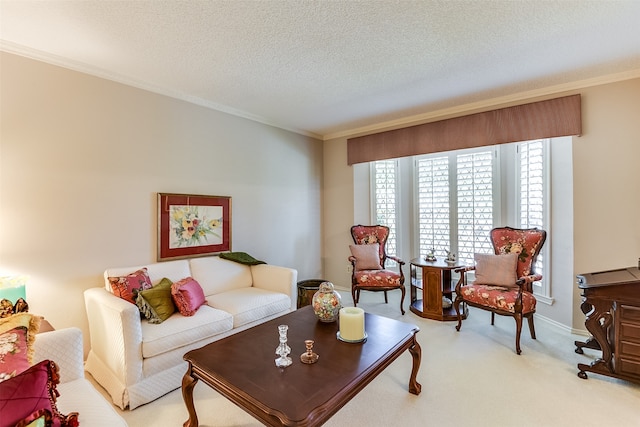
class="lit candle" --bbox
[339,307,365,341]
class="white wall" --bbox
[0,52,323,348]
[323,78,640,330]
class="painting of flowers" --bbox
[169,205,223,248]
[158,193,231,260]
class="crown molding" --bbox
[3,40,638,143]
[323,68,640,141]
[0,41,322,140]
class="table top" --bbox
[577,266,640,289]
[410,257,463,269]
[184,305,420,426]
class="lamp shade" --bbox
[0,275,28,304]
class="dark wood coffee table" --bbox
[182,305,421,427]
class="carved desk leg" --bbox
[408,336,422,395]
[575,299,596,354]
[577,297,613,379]
[182,364,199,427]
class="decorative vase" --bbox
[312,281,342,322]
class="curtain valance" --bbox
[347,94,581,165]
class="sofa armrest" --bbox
[84,287,144,385]
[33,327,84,383]
[250,264,298,311]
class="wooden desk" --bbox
[410,258,467,321]
[575,267,640,384]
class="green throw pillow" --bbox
[136,278,175,324]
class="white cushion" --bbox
[141,305,232,358]
[57,380,127,427]
[189,256,253,295]
[207,287,291,328]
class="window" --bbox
[371,160,398,266]
[416,148,496,265]
[371,139,551,299]
[517,139,549,296]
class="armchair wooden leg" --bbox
[453,296,463,331]
[526,313,536,339]
[491,312,495,325]
[399,286,406,315]
[514,313,523,355]
[352,288,358,307]
[384,291,388,303]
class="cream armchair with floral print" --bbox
[453,226,547,355]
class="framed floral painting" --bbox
[157,193,231,261]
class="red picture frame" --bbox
[157,193,231,261]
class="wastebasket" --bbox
[296,279,327,309]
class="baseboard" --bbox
[535,313,589,337]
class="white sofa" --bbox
[33,327,128,426]
[84,255,297,410]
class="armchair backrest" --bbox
[489,227,547,280]
[350,225,390,268]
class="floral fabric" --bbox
[353,270,402,287]
[0,313,40,383]
[108,268,153,305]
[350,225,389,266]
[460,284,536,313]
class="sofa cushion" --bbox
[107,268,153,305]
[171,277,206,316]
[0,313,40,382]
[55,380,127,427]
[104,260,191,291]
[189,256,253,295]
[0,360,79,427]
[140,305,233,358]
[136,278,175,324]
[207,288,291,328]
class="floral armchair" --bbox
[348,225,405,315]
[453,226,547,354]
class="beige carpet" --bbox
[99,290,640,427]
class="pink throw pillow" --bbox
[474,253,518,287]
[108,268,153,304]
[171,277,206,316]
[349,243,382,271]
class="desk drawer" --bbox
[618,356,640,378]
[620,340,640,358]
[620,304,640,322]
[620,322,640,342]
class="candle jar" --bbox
[338,307,367,342]
[312,281,342,322]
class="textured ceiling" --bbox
[2,0,640,139]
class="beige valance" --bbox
[347,94,581,165]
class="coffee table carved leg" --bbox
[408,337,422,395]
[182,367,199,427]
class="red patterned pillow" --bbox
[171,277,206,316]
[0,359,79,427]
[0,313,41,382]
[108,268,153,304]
